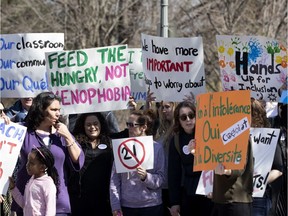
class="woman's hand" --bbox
[188,139,196,154]
[128,96,137,110]
[215,163,231,176]
[136,166,147,181]
[169,205,180,216]
[112,210,123,216]
[0,194,4,203]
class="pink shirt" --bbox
[11,174,56,216]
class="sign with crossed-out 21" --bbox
[112,136,154,173]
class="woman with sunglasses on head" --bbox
[168,101,213,216]
[9,146,59,216]
[109,109,165,216]
[68,112,113,216]
[11,92,84,216]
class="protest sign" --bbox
[216,35,287,102]
[141,34,206,102]
[45,45,131,114]
[251,127,279,197]
[112,136,154,173]
[0,120,27,195]
[0,33,64,97]
[196,128,280,197]
[128,48,146,102]
[194,90,251,171]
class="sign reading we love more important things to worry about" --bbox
[45,45,131,114]
[216,35,287,102]
[194,90,251,171]
[0,33,64,98]
[141,34,206,102]
[112,136,154,173]
[0,119,27,195]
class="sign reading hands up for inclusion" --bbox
[0,120,27,195]
[112,136,154,173]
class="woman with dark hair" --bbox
[11,91,85,216]
[110,109,165,216]
[168,101,212,216]
[69,112,113,216]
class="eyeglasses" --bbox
[47,93,61,100]
[126,122,142,128]
[179,112,195,121]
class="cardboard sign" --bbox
[45,45,131,114]
[194,90,251,171]
[112,136,154,173]
[0,33,64,98]
[141,34,206,102]
[216,35,287,102]
[0,120,27,195]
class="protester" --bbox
[251,98,283,216]
[69,112,113,216]
[5,98,33,122]
[168,101,213,216]
[110,109,165,216]
[11,92,84,216]
[9,147,59,216]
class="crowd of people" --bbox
[0,89,287,216]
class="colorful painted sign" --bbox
[112,136,154,173]
[216,35,287,102]
[141,34,206,102]
[0,120,27,195]
[194,90,251,171]
[0,33,64,97]
[45,45,131,114]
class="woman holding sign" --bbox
[168,101,213,216]
[109,109,165,216]
[11,92,84,216]
[68,112,113,216]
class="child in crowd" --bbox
[9,146,59,216]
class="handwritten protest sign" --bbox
[251,127,279,197]
[141,34,206,101]
[45,45,131,114]
[216,35,287,102]
[196,128,280,198]
[112,136,154,173]
[194,90,251,171]
[128,48,146,102]
[0,120,27,195]
[0,33,64,97]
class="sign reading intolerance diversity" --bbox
[128,48,147,102]
[45,45,131,114]
[0,119,27,195]
[194,90,251,171]
[216,35,287,102]
[196,127,280,198]
[0,33,64,98]
[141,34,206,102]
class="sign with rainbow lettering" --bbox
[45,45,131,114]
[216,35,287,102]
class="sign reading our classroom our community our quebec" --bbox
[194,90,251,171]
[0,33,64,98]
[45,45,131,114]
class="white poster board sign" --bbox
[112,136,154,173]
[0,120,27,195]
[45,45,131,114]
[0,33,64,98]
[128,48,146,102]
[141,34,206,102]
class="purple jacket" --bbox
[12,130,85,214]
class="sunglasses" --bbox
[47,93,61,100]
[126,122,142,128]
[179,112,195,121]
